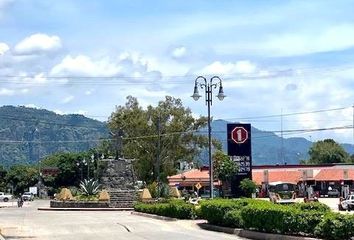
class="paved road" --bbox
[0,200,247,240]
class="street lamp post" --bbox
[191,76,225,199]
[76,158,87,181]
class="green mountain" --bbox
[202,120,354,165]
[0,106,108,167]
[1,106,352,167]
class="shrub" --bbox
[315,213,354,240]
[147,182,158,198]
[240,202,327,235]
[241,203,292,234]
[134,199,195,219]
[223,209,243,228]
[239,178,257,197]
[291,202,330,213]
[199,198,271,225]
[79,179,100,196]
[76,194,99,201]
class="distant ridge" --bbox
[0,105,108,166]
[0,106,352,167]
[200,119,354,166]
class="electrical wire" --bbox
[0,125,352,144]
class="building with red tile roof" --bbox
[168,164,354,197]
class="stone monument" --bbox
[100,158,137,208]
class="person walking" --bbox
[17,194,23,208]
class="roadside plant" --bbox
[239,178,257,197]
[79,178,101,196]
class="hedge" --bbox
[240,203,325,235]
[199,198,271,225]
[134,199,195,219]
[135,198,354,240]
[314,213,354,240]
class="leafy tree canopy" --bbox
[40,152,94,189]
[5,164,38,195]
[213,150,238,181]
[107,95,214,183]
[239,178,257,197]
[307,139,350,164]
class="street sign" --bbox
[227,123,252,198]
[195,182,202,190]
[231,126,248,144]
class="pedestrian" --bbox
[17,194,23,208]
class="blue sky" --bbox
[0,0,354,144]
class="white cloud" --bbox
[0,42,9,55]
[199,60,257,75]
[0,88,14,96]
[85,89,94,95]
[14,33,62,55]
[75,110,87,115]
[53,109,87,116]
[51,55,120,77]
[61,95,74,104]
[264,24,354,57]
[171,46,187,59]
[53,109,64,115]
[24,104,41,109]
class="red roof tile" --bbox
[252,170,301,185]
[314,169,354,181]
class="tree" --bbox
[40,152,91,190]
[107,96,212,183]
[239,178,257,197]
[5,165,38,195]
[213,151,238,181]
[307,139,350,164]
[350,154,354,163]
[0,165,7,191]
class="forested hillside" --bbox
[0,106,108,166]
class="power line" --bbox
[0,125,352,144]
[0,63,353,84]
[223,106,350,120]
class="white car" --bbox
[22,192,34,201]
[0,192,13,202]
[339,195,354,211]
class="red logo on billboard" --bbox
[231,127,248,144]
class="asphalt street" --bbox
[0,200,248,240]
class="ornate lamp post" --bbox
[191,76,225,198]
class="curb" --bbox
[131,211,178,221]
[0,228,5,240]
[38,207,133,211]
[198,223,320,240]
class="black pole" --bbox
[192,76,225,199]
[157,114,161,197]
[207,85,213,199]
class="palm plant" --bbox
[79,178,101,196]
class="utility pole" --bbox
[281,108,284,165]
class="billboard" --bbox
[227,123,252,197]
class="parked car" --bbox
[339,195,354,210]
[0,192,13,202]
[22,192,34,201]
[327,188,340,197]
